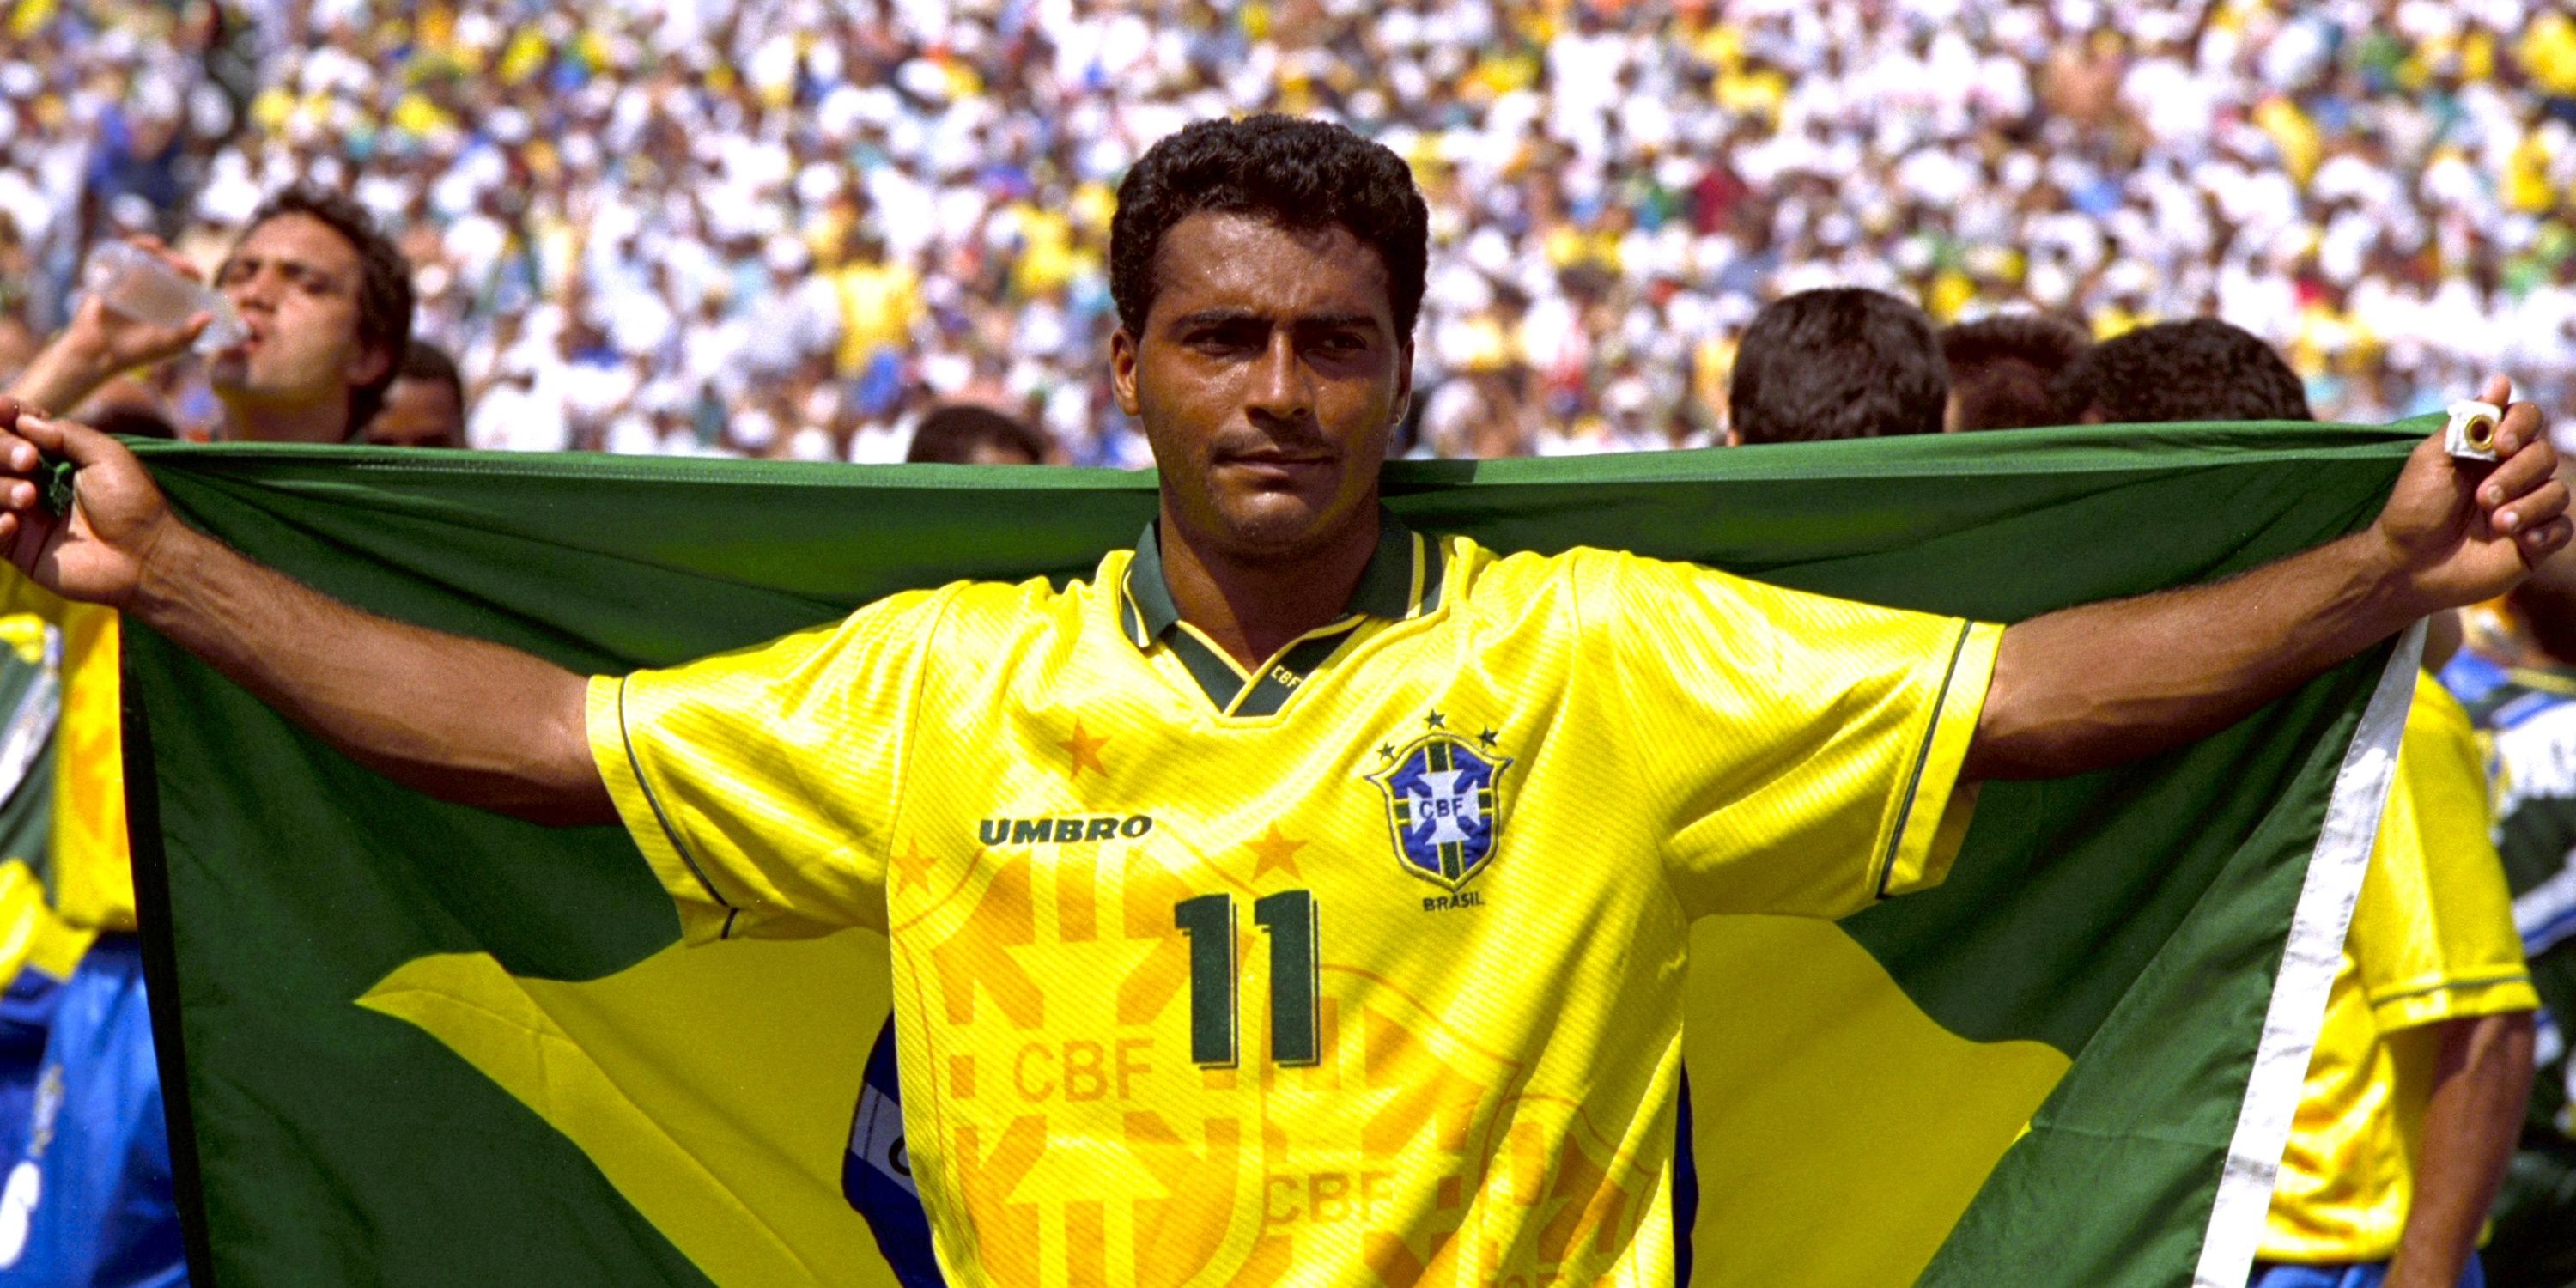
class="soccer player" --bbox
[2451,550,2576,1287]
[361,341,467,449]
[2051,318,2314,426]
[1726,287,1947,443]
[904,404,1053,465]
[0,117,2566,1281]
[1939,313,2091,432]
[2058,319,2535,1288]
[11,186,414,445]
[0,185,412,1288]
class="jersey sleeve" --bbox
[1583,551,2002,921]
[587,587,953,944]
[2348,676,2539,1032]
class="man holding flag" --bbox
[0,115,2565,1282]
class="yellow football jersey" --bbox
[0,573,131,933]
[2260,674,2538,1263]
[593,515,2000,1285]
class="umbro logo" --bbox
[976,815,1157,846]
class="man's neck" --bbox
[1159,506,1380,670]
[220,398,349,445]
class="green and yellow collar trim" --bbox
[1119,511,1445,717]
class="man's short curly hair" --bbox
[237,185,416,435]
[1109,115,1429,340]
[2051,318,2311,424]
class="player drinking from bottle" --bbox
[9,185,412,446]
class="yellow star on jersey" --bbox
[890,837,935,895]
[1059,718,1109,780]
[1246,823,1306,879]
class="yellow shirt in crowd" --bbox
[2260,675,2538,1263]
[0,573,132,935]
[592,516,1998,1284]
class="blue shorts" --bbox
[2251,1255,2486,1288]
[843,1018,940,1288]
[0,934,185,1288]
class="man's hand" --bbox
[0,398,180,610]
[1974,379,2574,781]
[2372,377,2573,615]
[6,238,213,413]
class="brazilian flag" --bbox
[125,422,2427,1285]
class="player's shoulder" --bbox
[1444,540,1694,605]
[2403,669,2479,749]
[878,563,1109,643]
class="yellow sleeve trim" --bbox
[1878,620,2005,899]
[585,674,738,946]
[2367,969,2541,1034]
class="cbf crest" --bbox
[1366,720,1512,890]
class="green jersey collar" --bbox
[1119,508,1442,652]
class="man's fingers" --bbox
[2521,516,2574,562]
[0,422,44,478]
[2478,432,2556,514]
[2493,399,2543,456]
[2480,374,2514,410]
[20,414,117,468]
[2500,479,2572,535]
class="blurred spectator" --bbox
[1728,287,1946,444]
[904,403,1051,465]
[10,185,410,443]
[2055,319,2314,424]
[1941,313,2092,432]
[3,0,2569,461]
[365,339,465,448]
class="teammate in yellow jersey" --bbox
[2257,672,2537,1288]
[2054,319,2539,1288]
[0,116,2567,1284]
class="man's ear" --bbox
[347,342,393,391]
[1110,328,1142,418]
[1390,338,1414,428]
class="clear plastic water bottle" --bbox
[80,241,247,355]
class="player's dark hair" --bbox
[906,404,1051,465]
[1941,313,2091,432]
[236,184,416,435]
[1728,288,1947,444]
[2051,318,2311,424]
[397,339,464,408]
[1110,115,1429,338]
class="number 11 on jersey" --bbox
[1174,890,1320,1069]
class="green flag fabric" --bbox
[124,422,2430,1287]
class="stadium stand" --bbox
[2,0,2573,462]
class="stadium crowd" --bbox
[4,0,2576,460]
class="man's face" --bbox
[209,212,386,437]
[1112,213,1410,562]
[365,376,465,449]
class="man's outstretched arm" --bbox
[1967,380,2573,780]
[0,401,611,825]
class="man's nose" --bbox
[1245,331,1310,424]
[227,270,274,313]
